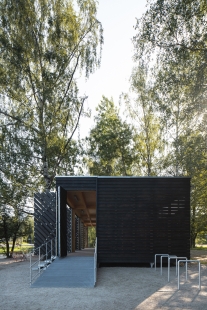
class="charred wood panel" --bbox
[59,186,67,257]
[34,192,56,255]
[56,176,96,191]
[97,177,190,264]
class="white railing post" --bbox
[51,239,53,257]
[46,242,48,263]
[160,255,169,275]
[94,238,97,286]
[168,256,187,282]
[178,260,201,290]
[154,254,169,272]
[30,237,57,286]
[30,252,32,286]
[38,247,41,275]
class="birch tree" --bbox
[0,0,103,190]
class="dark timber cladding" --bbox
[97,177,190,264]
[34,192,56,252]
[56,176,190,264]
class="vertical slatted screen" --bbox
[34,192,56,254]
[67,206,72,252]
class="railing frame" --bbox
[178,259,201,290]
[94,238,97,286]
[29,237,56,286]
[154,254,169,272]
[168,256,187,282]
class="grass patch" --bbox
[0,243,34,254]
[191,245,207,250]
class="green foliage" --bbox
[86,97,135,176]
[133,0,207,245]
[124,65,164,176]
[196,233,207,245]
[133,0,207,112]
[0,208,33,257]
[88,226,96,247]
[0,0,103,190]
[0,0,103,255]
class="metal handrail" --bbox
[30,237,57,286]
[154,254,169,272]
[94,238,97,286]
[178,259,201,290]
[168,256,187,282]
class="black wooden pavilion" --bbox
[50,176,190,265]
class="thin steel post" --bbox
[168,256,187,282]
[199,261,201,290]
[94,252,96,285]
[178,260,201,290]
[168,257,170,282]
[175,257,187,276]
[58,186,61,257]
[154,254,168,272]
[39,247,41,275]
[178,261,180,290]
[160,255,169,275]
[46,242,48,263]
[51,239,53,257]
[30,252,32,286]
[161,256,163,275]
[186,261,188,281]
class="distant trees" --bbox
[86,97,134,176]
[0,208,32,258]
[88,226,96,247]
[125,65,164,176]
[0,126,33,257]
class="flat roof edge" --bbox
[55,175,191,179]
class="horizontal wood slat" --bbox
[54,176,190,264]
[97,177,190,264]
[56,176,96,191]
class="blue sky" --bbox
[78,0,148,136]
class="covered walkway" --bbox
[31,248,95,288]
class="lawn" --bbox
[0,242,34,255]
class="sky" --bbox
[78,0,148,137]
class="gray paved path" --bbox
[31,248,95,288]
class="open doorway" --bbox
[66,190,96,252]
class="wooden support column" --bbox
[72,209,76,253]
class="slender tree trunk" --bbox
[6,239,10,258]
[3,218,10,258]
[175,100,180,176]
[11,235,17,255]
[191,205,197,248]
